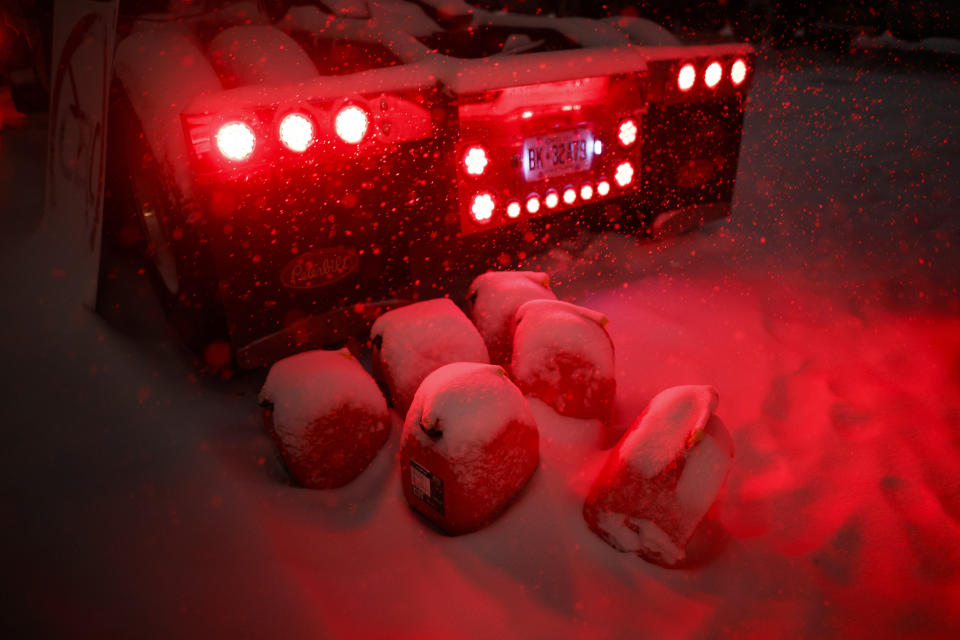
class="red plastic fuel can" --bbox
[400,362,539,535]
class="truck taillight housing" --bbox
[216,121,256,161]
[182,85,438,182]
[453,72,646,233]
[278,112,315,152]
[650,50,754,103]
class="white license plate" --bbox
[522,128,594,181]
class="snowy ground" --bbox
[2,45,960,638]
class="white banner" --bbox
[44,0,119,307]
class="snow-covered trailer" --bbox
[51,1,753,368]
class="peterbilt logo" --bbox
[281,248,359,289]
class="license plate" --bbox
[522,128,594,181]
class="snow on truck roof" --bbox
[122,1,750,116]
[185,46,649,114]
[209,25,318,86]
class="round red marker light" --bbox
[464,146,488,176]
[704,61,722,89]
[545,190,559,209]
[471,192,495,223]
[279,113,315,153]
[615,161,634,187]
[563,187,577,205]
[216,121,256,161]
[580,183,594,201]
[677,63,696,92]
[335,105,369,144]
[597,180,611,196]
[731,59,747,86]
[526,195,541,214]
[506,200,522,219]
[618,119,638,147]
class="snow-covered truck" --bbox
[48,0,754,368]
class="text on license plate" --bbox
[522,128,594,182]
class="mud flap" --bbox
[650,202,730,240]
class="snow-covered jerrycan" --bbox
[583,386,733,567]
[400,363,540,535]
[466,270,557,366]
[371,298,489,417]
[259,348,391,489]
[511,299,616,421]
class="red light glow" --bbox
[704,61,722,89]
[731,59,747,86]
[279,113,314,153]
[464,146,488,176]
[677,63,696,92]
[526,195,541,214]
[563,187,577,205]
[506,200,521,218]
[618,119,638,147]
[335,105,369,144]
[216,121,256,162]
[580,184,594,201]
[597,180,611,196]
[615,161,634,187]
[545,190,559,209]
[471,192,495,223]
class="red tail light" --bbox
[506,200,522,219]
[618,119,638,147]
[216,121,256,161]
[279,113,315,152]
[526,195,541,214]
[704,61,722,89]
[563,187,577,205]
[615,161,634,187]
[471,192,495,223]
[580,183,594,201]
[335,105,369,144]
[677,63,696,92]
[545,190,559,209]
[597,180,611,196]
[463,146,489,176]
[731,59,747,86]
